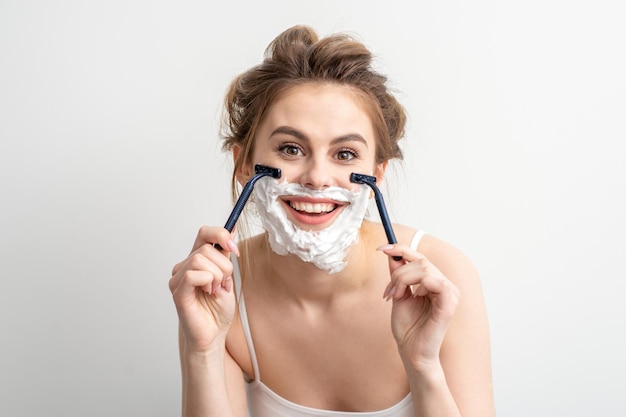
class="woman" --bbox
[169,25,495,417]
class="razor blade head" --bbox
[254,164,281,178]
[350,172,377,184]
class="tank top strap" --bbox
[232,255,262,382]
[409,230,426,251]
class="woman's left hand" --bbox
[379,244,461,370]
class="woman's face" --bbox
[247,83,385,231]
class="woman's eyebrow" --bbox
[270,126,368,148]
[270,126,307,140]
[330,134,368,148]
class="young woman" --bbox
[169,25,495,417]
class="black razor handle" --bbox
[350,173,402,261]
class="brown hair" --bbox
[220,25,407,201]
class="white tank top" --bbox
[234,231,426,417]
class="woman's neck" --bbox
[244,221,385,306]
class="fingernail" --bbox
[224,277,233,293]
[385,285,396,299]
[376,244,394,251]
[385,286,396,301]
[227,240,240,257]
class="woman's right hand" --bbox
[169,226,240,353]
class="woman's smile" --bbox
[280,196,347,226]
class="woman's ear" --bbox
[232,145,252,186]
[374,161,388,185]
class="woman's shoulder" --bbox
[392,224,479,284]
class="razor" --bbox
[350,173,402,261]
[215,164,281,250]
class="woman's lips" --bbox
[280,197,347,226]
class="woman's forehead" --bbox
[260,84,377,140]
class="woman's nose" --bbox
[300,157,334,190]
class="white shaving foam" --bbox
[253,178,370,274]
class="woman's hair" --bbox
[220,25,407,202]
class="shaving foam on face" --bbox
[253,178,370,274]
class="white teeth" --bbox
[289,201,336,214]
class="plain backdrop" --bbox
[1,1,625,416]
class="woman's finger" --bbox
[389,264,427,300]
[170,244,234,294]
[381,245,426,297]
[171,259,185,276]
[384,251,452,301]
[384,263,424,300]
[171,269,216,301]
[190,226,238,255]
[377,244,425,263]
[193,244,234,275]
[408,273,446,297]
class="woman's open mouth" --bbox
[280,197,346,226]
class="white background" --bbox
[1,1,625,416]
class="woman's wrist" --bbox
[399,353,462,416]
[183,335,228,364]
[405,360,447,387]
[397,342,441,371]
[181,338,234,417]
[397,345,448,384]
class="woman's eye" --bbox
[279,144,303,156]
[336,149,357,161]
